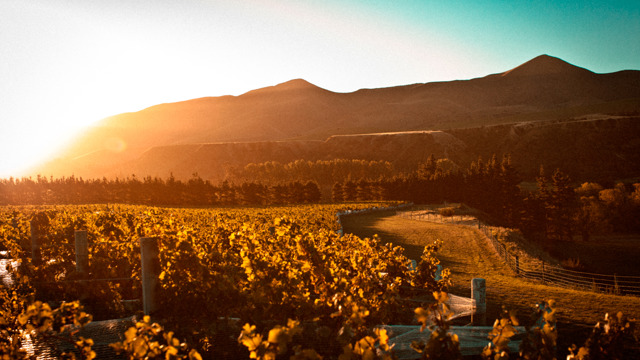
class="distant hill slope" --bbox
[38,116,640,185]
[33,55,640,182]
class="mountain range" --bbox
[33,54,640,183]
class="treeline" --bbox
[3,155,640,241]
[332,154,518,217]
[571,181,640,239]
[332,154,640,241]
[227,158,396,195]
[0,175,321,206]
[0,159,395,206]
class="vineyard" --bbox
[0,203,451,358]
[1,204,638,359]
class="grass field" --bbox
[340,209,640,357]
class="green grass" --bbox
[341,209,640,357]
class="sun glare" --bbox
[2,1,638,179]
[104,137,127,154]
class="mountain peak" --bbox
[242,78,324,97]
[501,54,592,77]
[276,79,317,89]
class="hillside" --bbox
[32,55,640,182]
[36,116,640,185]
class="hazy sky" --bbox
[1,0,638,177]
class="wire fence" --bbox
[398,209,640,297]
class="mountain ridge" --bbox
[500,54,593,77]
[244,78,324,94]
[32,54,640,182]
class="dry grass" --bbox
[399,205,557,267]
[340,209,640,356]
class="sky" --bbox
[1,0,638,178]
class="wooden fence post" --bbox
[30,220,42,266]
[140,237,160,315]
[541,260,546,284]
[75,230,89,276]
[515,255,520,275]
[471,278,486,325]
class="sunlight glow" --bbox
[0,0,638,178]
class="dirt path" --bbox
[340,210,640,353]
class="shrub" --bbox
[561,257,583,270]
[439,207,456,217]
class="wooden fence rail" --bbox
[398,210,640,297]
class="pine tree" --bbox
[417,154,437,180]
[343,179,357,202]
[498,154,522,227]
[331,182,344,202]
[465,156,485,208]
[521,166,550,238]
[220,180,236,205]
[289,181,306,203]
[356,179,371,201]
[269,184,287,204]
[539,168,576,241]
[303,181,322,203]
